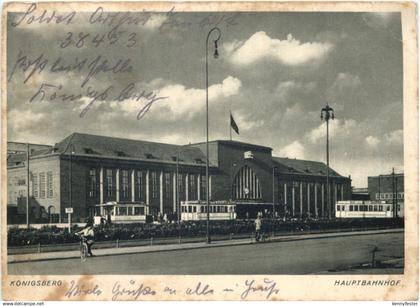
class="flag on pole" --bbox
[230,112,239,135]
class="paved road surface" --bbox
[8,232,403,275]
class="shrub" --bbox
[7,218,403,247]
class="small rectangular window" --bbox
[39,172,46,198]
[349,205,353,212]
[47,171,53,198]
[119,207,127,215]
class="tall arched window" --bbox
[233,166,262,200]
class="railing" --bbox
[7,225,402,255]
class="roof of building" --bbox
[352,187,369,193]
[272,157,345,178]
[7,133,348,178]
[52,133,209,165]
[367,173,404,178]
[190,140,272,152]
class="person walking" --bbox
[255,215,262,242]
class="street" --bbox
[8,232,403,275]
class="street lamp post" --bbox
[320,104,334,219]
[68,143,75,230]
[205,27,221,244]
[176,149,181,242]
[272,166,276,217]
[272,166,277,238]
[26,143,30,228]
[176,146,188,241]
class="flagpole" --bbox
[229,112,232,141]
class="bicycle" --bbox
[255,230,268,242]
[75,233,89,262]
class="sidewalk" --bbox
[8,228,403,264]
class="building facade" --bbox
[367,172,404,218]
[7,133,352,224]
[367,173,404,202]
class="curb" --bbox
[8,229,403,264]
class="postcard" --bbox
[1,0,418,301]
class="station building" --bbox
[7,133,352,224]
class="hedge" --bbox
[7,218,403,247]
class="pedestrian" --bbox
[255,215,262,242]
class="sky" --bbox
[7,8,403,187]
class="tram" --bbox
[181,201,237,221]
[335,200,404,218]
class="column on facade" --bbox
[159,171,163,213]
[173,172,177,212]
[284,183,287,215]
[334,183,338,217]
[99,167,104,215]
[239,169,243,199]
[251,170,255,199]
[197,174,201,201]
[131,169,135,202]
[307,182,311,217]
[116,168,120,203]
[185,174,189,202]
[341,184,344,200]
[292,183,295,217]
[314,183,318,218]
[209,175,212,201]
[299,182,303,218]
[321,183,325,218]
[146,170,150,215]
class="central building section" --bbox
[189,140,276,217]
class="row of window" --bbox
[181,205,236,213]
[112,206,145,216]
[233,166,262,200]
[279,182,344,204]
[375,192,404,200]
[32,172,54,199]
[88,169,208,201]
[337,204,401,212]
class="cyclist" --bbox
[77,217,95,257]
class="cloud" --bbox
[226,31,333,66]
[143,14,168,30]
[362,12,399,29]
[308,119,357,143]
[365,135,380,147]
[278,141,305,159]
[384,129,403,145]
[233,112,264,132]
[108,76,242,118]
[334,73,362,88]
[276,80,316,100]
